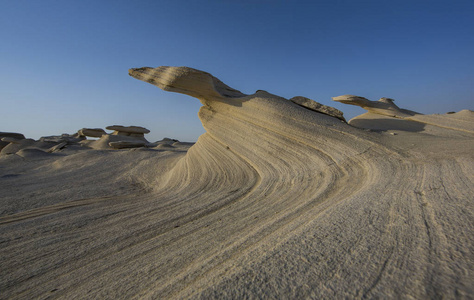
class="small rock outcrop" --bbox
[39,134,85,144]
[290,96,346,122]
[78,128,106,138]
[0,132,25,150]
[0,139,36,155]
[106,125,150,141]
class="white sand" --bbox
[0,66,473,299]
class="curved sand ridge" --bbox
[0,66,473,299]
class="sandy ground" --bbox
[1,67,473,299]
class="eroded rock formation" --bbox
[290,96,346,121]
[0,66,472,299]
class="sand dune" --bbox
[1,67,473,299]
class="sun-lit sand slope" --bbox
[1,67,473,299]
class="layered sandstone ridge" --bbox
[333,94,474,134]
[0,66,472,299]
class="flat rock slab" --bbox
[78,128,106,138]
[290,96,346,122]
[106,125,150,134]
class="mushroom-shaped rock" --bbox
[78,128,106,138]
[332,95,419,118]
[290,96,346,122]
[105,125,150,142]
[108,140,147,149]
[105,125,149,138]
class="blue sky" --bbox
[1,0,473,142]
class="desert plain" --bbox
[0,66,473,299]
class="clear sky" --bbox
[1,0,473,142]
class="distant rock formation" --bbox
[0,125,155,156]
[0,132,25,140]
[39,134,85,144]
[106,125,150,141]
[108,140,147,149]
[78,128,106,138]
[332,95,419,118]
[290,96,346,121]
[0,132,25,150]
[332,94,474,133]
[0,138,36,155]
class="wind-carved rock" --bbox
[332,95,420,118]
[78,128,106,138]
[129,66,346,124]
[0,132,26,150]
[129,66,247,105]
[290,96,346,122]
[106,125,150,141]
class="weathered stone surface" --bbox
[0,139,36,155]
[129,66,246,102]
[155,143,175,150]
[108,141,147,149]
[78,128,106,138]
[16,148,51,159]
[1,137,22,144]
[0,132,26,150]
[106,125,150,134]
[48,141,67,153]
[0,132,26,140]
[332,95,419,118]
[40,134,85,144]
[290,96,346,122]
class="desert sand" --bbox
[1,66,473,299]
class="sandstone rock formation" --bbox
[0,132,25,140]
[332,94,419,118]
[108,140,147,149]
[105,125,150,142]
[0,138,36,155]
[129,66,246,104]
[332,94,474,133]
[48,141,67,153]
[1,137,23,144]
[0,66,472,299]
[0,132,25,150]
[106,125,150,135]
[40,134,85,144]
[78,128,106,138]
[290,96,346,121]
